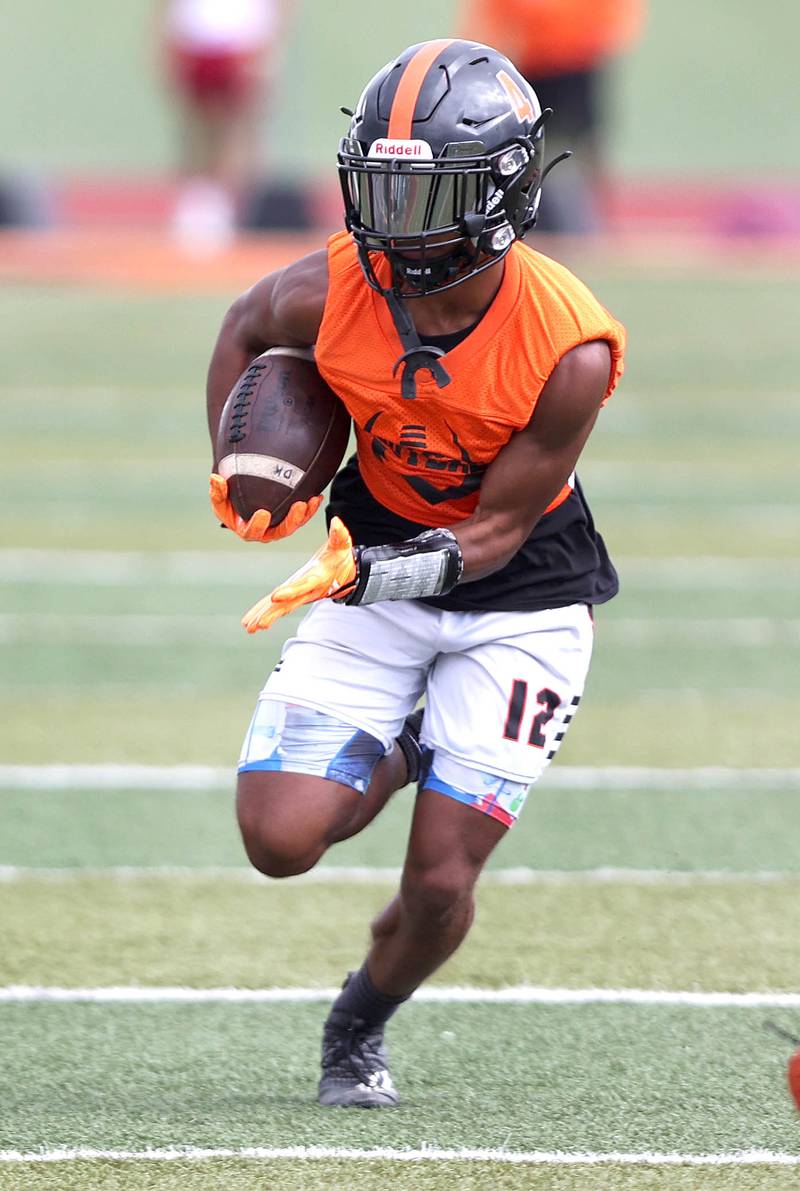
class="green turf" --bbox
[2,575,796,618]
[3,254,800,1188]
[1,1003,798,1153]
[2,622,796,695]
[2,272,797,560]
[3,1163,800,1191]
[4,690,797,765]
[4,301,800,771]
[3,783,800,873]
[2,876,799,991]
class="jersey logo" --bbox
[364,414,486,506]
[496,70,535,122]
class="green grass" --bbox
[0,617,796,697]
[2,877,800,990]
[4,1166,800,1191]
[1,1003,798,1153]
[3,784,800,873]
[4,688,797,765]
[3,272,798,557]
[2,271,798,772]
[2,259,800,1187]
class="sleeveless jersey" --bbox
[315,231,626,613]
[458,0,644,74]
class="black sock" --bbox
[325,964,411,1033]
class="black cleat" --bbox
[395,708,424,785]
[318,1017,399,1108]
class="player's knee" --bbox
[248,841,314,878]
[238,822,322,879]
[236,781,326,878]
[403,860,477,928]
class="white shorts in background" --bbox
[239,599,594,826]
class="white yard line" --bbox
[2,549,799,588]
[0,1145,798,1167]
[0,614,234,645]
[3,986,800,1007]
[2,613,799,646]
[0,549,306,586]
[1,764,798,790]
[0,864,797,886]
[0,764,232,789]
[602,618,800,646]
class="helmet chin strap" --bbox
[384,287,452,400]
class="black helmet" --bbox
[338,38,550,298]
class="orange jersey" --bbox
[315,231,625,528]
[458,0,645,75]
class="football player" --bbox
[207,38,626,1107]
[162,0,282,244]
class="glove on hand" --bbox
[210,474,323,543]
[241,517,357,633]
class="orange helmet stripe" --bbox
[386,39,455,141]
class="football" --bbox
[215,348,351,524]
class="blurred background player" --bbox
[459,0,645,232]
[160,0,285,247]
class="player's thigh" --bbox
[255,599,437,747]
[237,699,389,851]
[422,603,594,824]
[236,602,438,855]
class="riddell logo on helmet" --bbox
[369,139,434,159]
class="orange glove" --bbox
[210,474,323,543]
[241,517,357,633]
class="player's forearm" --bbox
[453,435,588,582]
[453,503,546,583]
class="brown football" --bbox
[215,348,351,524]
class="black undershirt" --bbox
[326,322,619,613]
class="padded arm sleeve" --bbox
[337,528,463,605]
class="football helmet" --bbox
[339,38,551,299]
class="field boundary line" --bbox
[4,986,800,1007]
[0,1145,798,1167]
[2,764,798,791]
[1,864,798,886]
[2,549,800,589]
[3,613,799,647]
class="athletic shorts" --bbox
[169,47,258,105]
[239,600,593,827]
[525,68,602,140]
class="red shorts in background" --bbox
[170,47,259,106]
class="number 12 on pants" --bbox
[503,681,561,747]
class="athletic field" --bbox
[1,233,799,1189]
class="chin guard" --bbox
[391,344,450,399]
[385,289,452,399]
